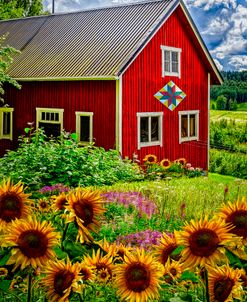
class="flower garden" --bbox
[0,133,246,302]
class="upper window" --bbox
[75,112,93,143]
[0,107,14,140]
[36,108,64,138]
[179,110,199,143]
[137,112,163,149]
[161,46,182,78]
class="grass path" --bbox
[210,110,247,123]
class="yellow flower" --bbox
[5,217,59,270]
[41,259,82,302]
[97,238,132,262]
[38,199,50,212]
[155,233,181,266]
[0,267,8,277]
[160,158,171,169]
[207,265,243,302]
[143,154,157,164]
[175,217,236,269]
[114,248,164,302]
[65,188,105,243]
[163,259,183,283]
[217,197,247,245]
[0,179,32,230]
[175,158,187,166]
[52,192,68,211]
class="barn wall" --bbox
[122,6,209,170]
[1,80,116,156]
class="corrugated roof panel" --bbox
[0,0,176,78]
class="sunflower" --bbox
[160,158,171,170]
[5,217,59,270]
[163,259,183,283]
[174,217,236,269]
[38,199,50,212]
[83,249,114,281]
[155,233,181,266]
[143,154,157,164]
[41,259,82,302]
[114,248,164,302]
[66,188,105,243]
[97,268,111,283]
[0,179,31,230]
[52,192,68,211]
[175,158,187,166]
[0,267,8,277]
[97,238,131,262]
[207,265,243,302]
[79,264,94,282]
[217,197,247,245]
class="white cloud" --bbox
[185,0,237,10]
[214,58,223,71]
[210,4,247,59]
[202,17,230,35]
[229,55,247,71]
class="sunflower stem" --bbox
[27,273,32,302]
[204,269,210,302]
[61,223,69,251]
[78,293,84,302]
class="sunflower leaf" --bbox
[0,253,11,266]
[54,247,68,260]
[0,280,11,291]
[180,271,199,283]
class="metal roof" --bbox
[0,0,177,79]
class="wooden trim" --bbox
[75,111,94,143]
[15,76,118,81]
[161,45,182,78]
[116,76,122,154]
[36,107,64,131]
[0,107,14,140]
[207,73,211,171]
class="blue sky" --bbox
[43,0,247,71]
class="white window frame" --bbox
[36,107,64,134]
[75,111,93,144]
[0,107,14,140]
[179,110,199,144]
[137,112,163,150]
[161,46,182,78]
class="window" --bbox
[75,112,93,143]
[137,112,163,149]
[179,110,199,143]
[0,107,14,140]
[161,46,182,78]
[36,108,64,137]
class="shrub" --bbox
[0,129,144,191]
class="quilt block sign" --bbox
[154,81,186,111]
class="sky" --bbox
[43,0,247,72]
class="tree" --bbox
[0,34,21,103]
[0,0,44,20]
[216,95,227,110]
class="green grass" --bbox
[105,173,247,219]
[210,110,247,123]
[237,102,247,111]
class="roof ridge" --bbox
[0,0,166,22]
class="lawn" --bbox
[210,109,247,123]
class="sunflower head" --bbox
[79,265,94,281]
[0,267,8,278]
[207,265,243,302]
[52,192,68,211]
[38,199,50,212]
[114,248,164,302]
[0,179,32,230]
[66,188,105,243]
[175,217,236,269]
[175,158,187,166]
[160,159,171,170]
[143,154,157,164]
[217,197,247,245]
[5,217,60,270]
[156,233,181,266]
[42,259,82,301]
[163,259,183,283]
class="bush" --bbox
[216,95,227,110]
[0,129,144,191]
[209,149,247,179]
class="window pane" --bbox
[151,116,159,141]
[165,61,170,72]
[3,112,10,135]
[181,115,188,138]
[41,112,45,120]
[171,51,178,62]
[140,117,149,142]
[50,113,55,121]
[164,50,170,72]
[39,122,61,137]
[172,62,178,73]
[80,116,90,142]
[164,50,170,61]
[190,114,196,137]
[55,113,59,121]
[46,112,50,121]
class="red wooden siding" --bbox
[122,6,209,170]
[1,80,116,156]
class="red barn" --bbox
[0,0,222,170]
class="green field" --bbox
[237,102,247,111]
[210,109,247,123]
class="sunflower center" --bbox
[73,201,93,226]
[54,270,75,297]
[40,201,48,208]
[170,268,177,276]
[57,198,67,210]
[226,210,247,238]
[0,193,22,222]
[147,157,155,162]
[214,277,234,302]
[125,263,151,292]
[18,230,49,258]
[161,244,178,265]
[189,228,219,257]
